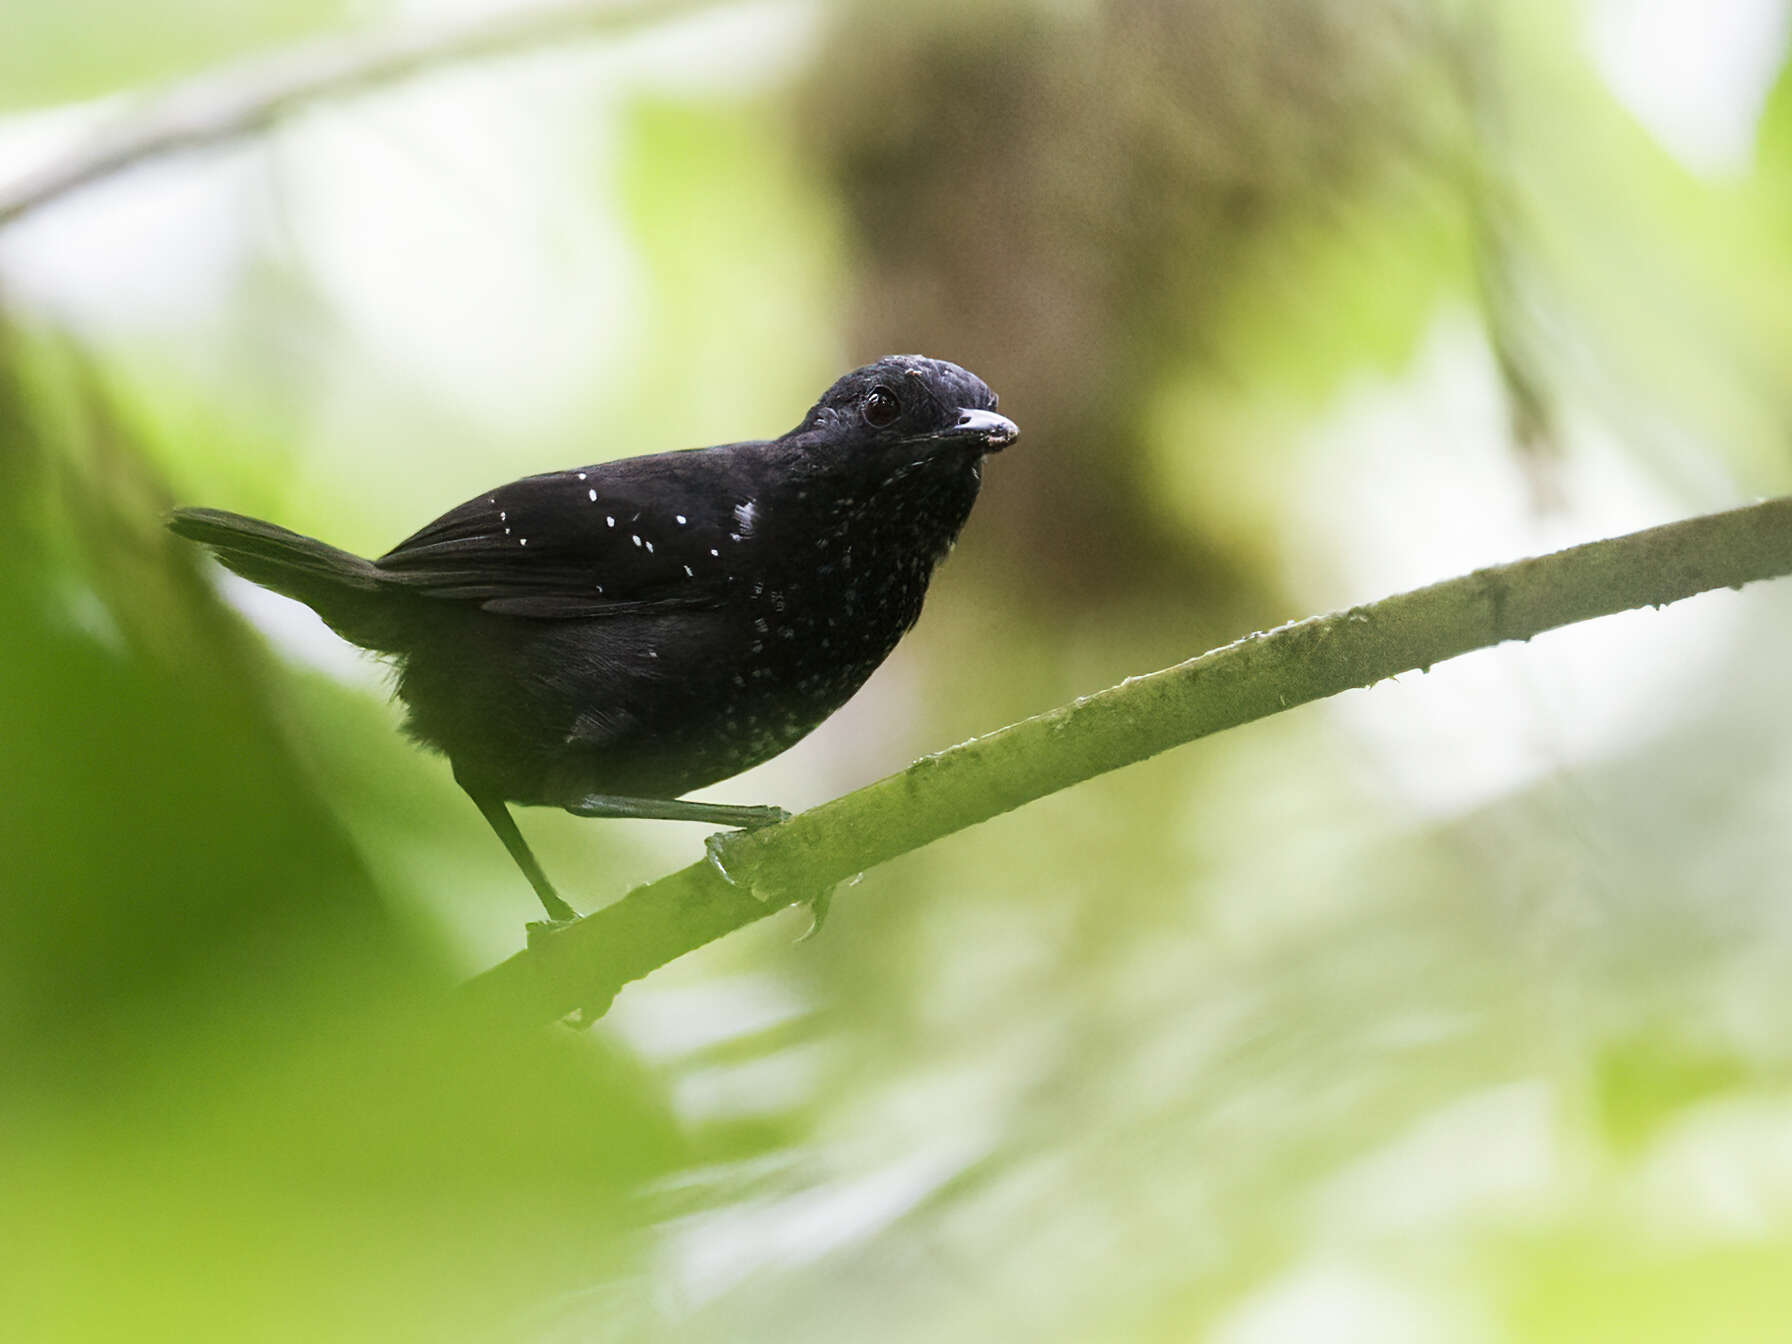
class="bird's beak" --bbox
[946,407,1020,451]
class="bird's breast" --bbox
[601,457,981,786]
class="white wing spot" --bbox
[732,500,758,536]
[588,489,597,502]
[675,514,688,525]
[682,565,693,577]
[519,537,528,546]
[606,516,615,527]
[632,534,642,547]
[645,540,654,553]
[499,511,507,522]
[709,547,720,557]
[577,472,588,480]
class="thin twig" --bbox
[0,0,730,229]
[458,495,1792,1029]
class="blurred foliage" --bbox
[0,322,684,1341]
[804,0,1452,617]
[0,0,350,110]
[7,0,1792,1340]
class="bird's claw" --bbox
[704,829,755,892]
[705,804,790,890]
[565,984,617,1031]
[704,810,832,940]
[794,885,834,943]
[523,919,615,1027]
[525,915,577,947]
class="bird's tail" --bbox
[168,507,400,650]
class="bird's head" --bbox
[795,355,1018,457]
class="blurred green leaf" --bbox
[0,0,352,110]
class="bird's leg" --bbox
[457,775,580,925]
[566,795,790,829]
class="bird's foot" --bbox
[522,916,615,1028]
[794,885,834,943]
[525,915,578,947]
[705,830,838,941]
[704,828,755,890]
[566,984,617,1031]
[702,807,789,887]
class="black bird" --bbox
[170,355,1017,923]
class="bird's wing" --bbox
[374,447,758,619]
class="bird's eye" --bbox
[862,386,900,428]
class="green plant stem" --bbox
[460,495,1792,1028]
[0,0,724,228]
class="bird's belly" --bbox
[398,564,930,805]
[594,603,904,794]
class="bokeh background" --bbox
[7,0,1792,1338]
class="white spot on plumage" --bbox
[519,537,528,546]
[709,548,720,557]
[683,565,693,577]
[645,540,654,553]
[577,472,587,480]
[733,500,758,536]
[632,535,642,547]
[588,489,597,502]
[606,516,615,527]
[675,514,687,525]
